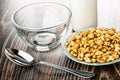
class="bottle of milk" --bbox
[97,0,120,29]
[70,0,97,33]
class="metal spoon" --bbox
[4,48,95,78]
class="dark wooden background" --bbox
[1,0,120,80]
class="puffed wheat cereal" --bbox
[65,27,120,63]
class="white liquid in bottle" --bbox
[70,0,97,32]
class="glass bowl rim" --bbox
[11,2,72,31]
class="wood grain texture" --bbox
[1,0,120,80]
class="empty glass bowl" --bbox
[11,2,72,51]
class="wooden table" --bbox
[0,0,120,80]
